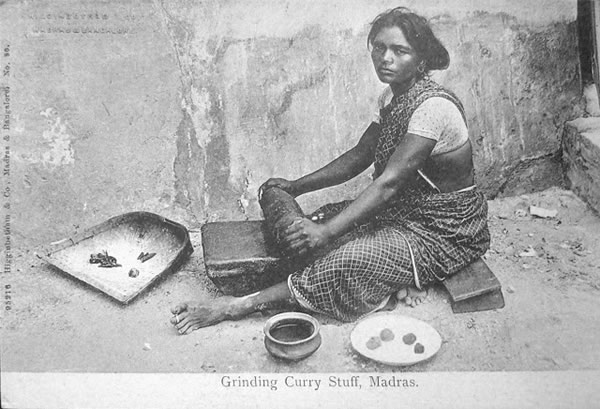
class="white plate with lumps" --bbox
[350,313,442,366]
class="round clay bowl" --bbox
[263,312,322,361]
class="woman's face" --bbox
[370,26,421,90]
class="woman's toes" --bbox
[396,287,408,300]
[177,322,192,335]
[170,303,188,315]
[176,315,193,330]
[186,323,202,334]
[408,287,426,298]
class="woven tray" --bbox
[37,211,193,304]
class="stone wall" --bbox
[0,0,583,245]
[563,83,600,214]
[563,118,600,214]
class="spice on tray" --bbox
[366,336,382,350]
[137,252,156,263]
[129,268,140,278]
[89,251,122,268]
[380,328,395,342]
[402,332,417,345]
[414,343,425,354]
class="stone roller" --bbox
[259,186,305,254]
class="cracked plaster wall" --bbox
[0,0,582,244]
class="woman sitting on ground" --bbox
[171,7,490,334]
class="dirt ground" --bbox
[2,187,600,374]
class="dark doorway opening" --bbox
[579,0,594,85]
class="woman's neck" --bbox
[390,76,419,96]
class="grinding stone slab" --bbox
[37,212,193,304]
[202,221,301,296]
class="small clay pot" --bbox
[263,312,322,361]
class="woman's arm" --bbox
[284,133,436,254]
[292,122,380,195]
[260,122,380,197]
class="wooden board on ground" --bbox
[442,258,502,303]
[450,288,505,314]
[37,212,193,304]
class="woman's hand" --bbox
[258,178,299,200]
[282,218,333,256]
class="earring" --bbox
[417,62,426,74]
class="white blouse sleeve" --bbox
[407,97,469,154]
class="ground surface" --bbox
[2,187,600,373]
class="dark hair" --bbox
[367,7,450,74]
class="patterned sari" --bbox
[287,79,490,321]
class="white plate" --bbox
[350,313,442,366]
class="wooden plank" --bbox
[451,289,505,314]
[442,258,501,303]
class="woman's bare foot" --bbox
[396,286,428,308]
[170,296,248,335]
[169,281,296,335]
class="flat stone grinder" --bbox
[201,187,306,296]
